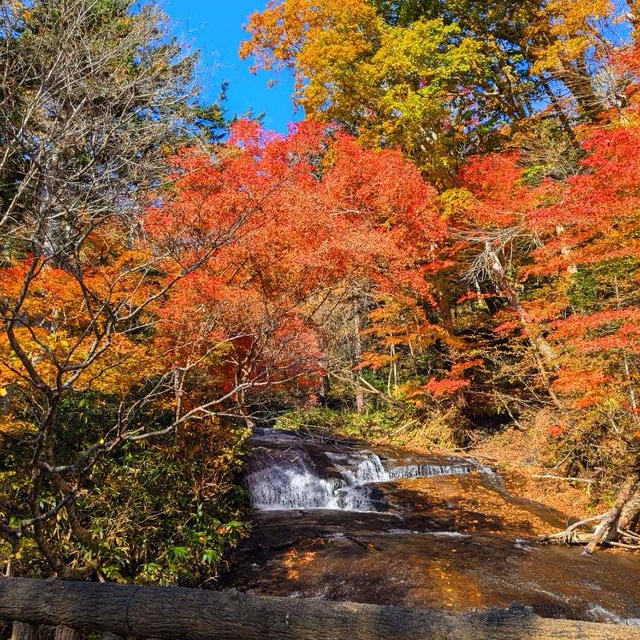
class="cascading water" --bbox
[244,429,480,512]
[326,451,390,484]
[388,462,472,478]
[244,444,387,511]
[229,428,640,625]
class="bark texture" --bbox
[1,577,639,640]
[54,626,82,640]
[584,476,640,554]
[11,622,39,640]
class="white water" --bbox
[245,430,483,512]
[326,451,390,483]
[388,462,472,478]
[245,447,386,511]
[246,460,349,511]
[585,605,640,626]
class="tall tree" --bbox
[452,112,640,551]
[156,120,447,421]
[372,0,621,119]
[0,0,244,580]
[241,0,629,185]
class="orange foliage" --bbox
[151,121,446,409]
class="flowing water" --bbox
[244,428,475,512]
[223,428,640,624]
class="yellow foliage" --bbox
[530,0,615,73]
[242,1,495,183]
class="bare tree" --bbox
[0,0,259,582]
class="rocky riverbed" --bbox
[221,428,640,625]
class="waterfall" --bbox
[244,429,482,512]
[388,463,472,478]
[245,457,347,510]
[326,451,390,483]
[244,446,386,511]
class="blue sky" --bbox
[162,0,298,132]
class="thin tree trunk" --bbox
[622,352,638,416]
[11,622,38,640]
[541,78,577,143]
[391,343,398,390]
[54,626,82,640]
[485,244,563,411]
[584,475,639,554]
[353,311,364,414]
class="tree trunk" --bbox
[584,475,640,554]
[11,622,38,640]
[353,311,364,414]
[631,0,640,28]
[560,59,603,122]
[618,484,640,532]
[1,577,639,640]
[434,284,454,334]
[540,77,577,143]
[484,244,564,411]
[54,626,82,640]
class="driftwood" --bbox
[1,577,640,640]
[542,476,640,552]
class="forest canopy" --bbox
[0,0,639,584]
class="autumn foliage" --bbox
[2,0,640,580]
[151,120,446,419]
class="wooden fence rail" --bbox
[1,577,639,640]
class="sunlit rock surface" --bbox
[223,428,640,625]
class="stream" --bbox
[222,428,640,624]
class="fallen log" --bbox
[541,476,640,552]
[1,577,639,640]
[584,476,639,554]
